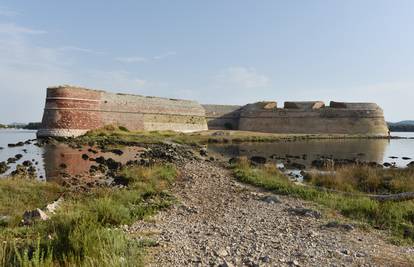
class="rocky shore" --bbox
[0,132,413,266]
[131,154,412,266]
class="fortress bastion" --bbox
[37,85,208,137]
[38,86,389,137]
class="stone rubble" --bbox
[131,159,412,266]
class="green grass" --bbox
[0,164,178,266]
[306,166,414,194]
[0,177,63,227]
[232,158,414,244]
[65,125,389,148]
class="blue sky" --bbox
[0,0,413,123]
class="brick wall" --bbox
[38,86,207,137]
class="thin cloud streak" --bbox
[0,7,19,17]
[0,23,46,35]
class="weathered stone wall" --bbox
[202,104,242,130]
[38,86,208,137]
[238,101,389,135]
[38,86,389,137]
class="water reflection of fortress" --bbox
[41,140,389,180]
[209,139,388,167]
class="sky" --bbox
[0,0,413,123]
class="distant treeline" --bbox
[0,122,41,130]
[388,122,414,132]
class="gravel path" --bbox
[132,160,413,267]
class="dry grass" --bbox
[307,166,414,194]
[232,159,414,244]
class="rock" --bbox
[8,142,24,147]
[59,163,67,169]
[286,207,322,219]
[261,195,281,204]
[260,255,271,263]
[216,248,228,257]
[219,261,235,267]
[110,149,124,156]
[402,157,412,160]
[46,197,64,214]
[285,162,306,170]
[383,162,393,168]
[199,147,208,156]
[311,158,334,169]
[23,208,49,224]
[22,160,32,167]
[88,148,98,154]
[7,157,17,164]
[82,154,89,160]
[250,156,266,165]
[289,260,300,266]
[15,154,23,160]
[407,161,414,168]
[229,157,241,165]
[0,215,11,226]
[0,161,9,174]
[324,221,354,231]
[212,131,226,136]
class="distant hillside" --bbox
[388,121,414,132]
[396,120,414,125]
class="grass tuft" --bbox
[232,159,414,244]
[0,164,178,266]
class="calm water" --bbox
[208,132,414,168]
[0,129,143,181]
[0,130,413,180]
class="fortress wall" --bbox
[38,86,207,137]
[238,102,389,135]
[202,104,242,130]
[239,116,388,135]
[100,93,207,132]
[284,101,325,110]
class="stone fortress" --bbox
[37,85,389,137]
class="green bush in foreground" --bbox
[0,164,177,266]
[232,159,414,244]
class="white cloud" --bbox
[0,23,46,35]
[215,67,270,89]
[0,7,19,17]
[57,46,103,55]
[115,56,148,63]
[115,51,177,64]
[153,51,177,60]
[0,22,162,123]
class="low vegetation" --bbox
[306,166,414,194]
[69,125,387,148]
[232,158,414,244]
[0,164,178,266]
